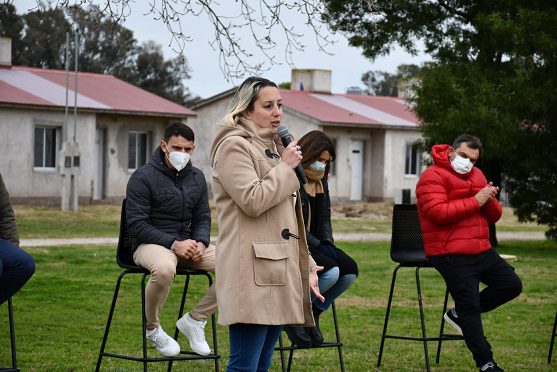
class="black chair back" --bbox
[390,204,428,265]
[115,199,137,270]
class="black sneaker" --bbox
[479,361,504,371]
[444,308,463,335]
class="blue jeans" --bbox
[0,239,35,305]
[311,266,339,303]
[314,273,357,312]
[227,323,283,372]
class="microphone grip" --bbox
[278,132,307,185]
[294,164,307,184]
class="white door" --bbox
[350,139,364,200]
[93,128,105,200]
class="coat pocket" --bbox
[252,242,289,286]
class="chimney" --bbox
[291,68,331,93]
[0,37,12,66]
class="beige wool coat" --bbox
[210,118,316,326]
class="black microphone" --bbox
[277,125,307,184]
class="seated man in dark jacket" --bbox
[126,122,215,357]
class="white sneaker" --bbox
[176,313,211,356]
[146,326,181,357]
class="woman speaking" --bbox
[210,77,323,371]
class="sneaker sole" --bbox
[444,312,463,335]
[176,318,211,356]
[147,338,181,357]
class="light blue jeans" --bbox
[313,269,357,312]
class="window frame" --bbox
[128,131,151,171]
[404,142,422,176]
[33,126,60,170]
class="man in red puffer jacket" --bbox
[416,134,522,372]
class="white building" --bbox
[189,69,424,203]
[0,37,196,204]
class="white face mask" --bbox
[451,154,473,174]
[167,151,191,172]
[309,161,326,171]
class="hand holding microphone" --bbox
[277,125,307,184]
[282,141,302,168]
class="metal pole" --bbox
[64,29,70,142]
[61,29,71,211]
[73,28,78,142]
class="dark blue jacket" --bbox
[126,146,211,251]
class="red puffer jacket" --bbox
[415,144,502,257]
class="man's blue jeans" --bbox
[227,323,282,372]
[0,239,35,305]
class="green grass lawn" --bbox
[1,240,555,371]
[13,203,546,238]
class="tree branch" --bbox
[28,0,337,81]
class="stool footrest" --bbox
[384,334,463,342]
[275,341,343,351]
[100,351,220,362]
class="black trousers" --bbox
[429,249,522,367]
[309,247,359,277]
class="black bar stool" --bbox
[275,301,344,372]
[377,204,463,371]
[549,308,557,364]
[95,199,219,371]
[1,297,19,372]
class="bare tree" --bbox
[11,0,380,80]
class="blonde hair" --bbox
[222,77,277,127]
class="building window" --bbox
[405,143,422,175]
[128,131,150,170]
[34,126,59,168]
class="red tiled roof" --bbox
[0,65,195,117]
[279,89,418,127]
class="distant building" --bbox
[0,37,196,204]
[189,69,424,203]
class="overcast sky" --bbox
[17,1,431,99]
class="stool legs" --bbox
[377,265,400,368]
[377,265,461,371]
[436,288,451,363]
[331,302,345,372]
[276,301,344,372]
[168,273,219,372]
[95,270,128,372]
[416,267,431,371]
[96,270,219,371]
[549,308,557,364]
[140,273,149,372]
[7,297,17,371]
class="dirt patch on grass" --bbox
[332,202,393,219]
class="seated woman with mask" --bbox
[284,130,359,347]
